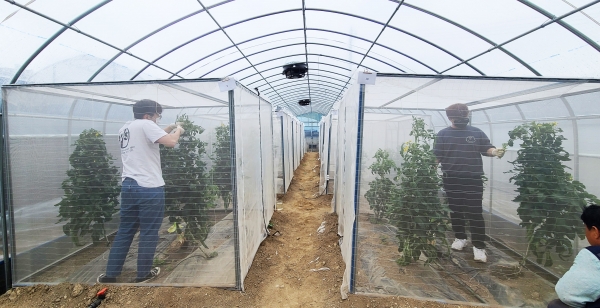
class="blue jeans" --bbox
[106,178,165,279]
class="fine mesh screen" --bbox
[2,80,274,289]
[333,76,360,298]
[273,111,302,195]
[336,75,600,306]
[319,111,338,196]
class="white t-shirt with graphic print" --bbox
[119,119,168,188]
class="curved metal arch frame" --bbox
[193,2,600,82]
[263,82,343,94]
[197,41,407,79]
[167,8,471,81]
[397,2,542,76]
[265,72,348,87]
[196,1,293,111]
[269,87,342,100]
[266,85,345,99]
[306,7,485,75]
[234,27,439,84]
[7,0,599,114]
[332,1,405,109]
[167,28,304,79]
[87,0,234,82]
[275,96,338,110]
[7,0,205,84]
[248,71,350,90]
[517,0,600,53]
[262,78,347,95]
[273,73,349,87]
[9,0,112,84]
[199,50,383,79]
[272,86,341,98]
[302,0,314,113]
[441,0,600,73]
[241,62,352,85]
[120,6,471,82]
[271,93,338,106]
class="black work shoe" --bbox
[134,267,160,283]
[97,274,116,283]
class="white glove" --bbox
[167,122,184,131]
[492,148,505,158]
[176,125,185,135]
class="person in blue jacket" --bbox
[434,103,505,263]
[548,204,600,308]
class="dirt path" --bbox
[0,152,472,308]
[241,152,343,307]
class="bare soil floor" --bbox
[0,153,490,308]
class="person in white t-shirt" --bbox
[97,99,184,284]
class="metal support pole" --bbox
[280,116,286,193]
[350,84,366,293]
[1,89,12,292]
[228,90,241,290]
[292,122,296,172]
[325,115,333,194]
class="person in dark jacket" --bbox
[433,103,505,263]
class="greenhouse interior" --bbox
[2,0,600,307]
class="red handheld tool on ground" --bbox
[87,287,108,308]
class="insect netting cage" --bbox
[1,79,275,290]
[334,73,600,307]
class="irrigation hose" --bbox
[430,261,487,304]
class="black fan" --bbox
[282,63,308,79]
[298,99,311,106]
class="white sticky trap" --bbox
[358,71,376,85]
[218,77,237,92]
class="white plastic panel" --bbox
[563,6,600,51]
[305,11,383,46]
[208,0,298,27]
[528,0,581,16]
[9,0,103,24]
[413,1,547,43]
[566,90,600,116]
[224,11,304,44]
[75,0,201,50]
[126,12,219,63]
[378,27,460,73]
[391,5,492,60]
[468,49,539,77]
[178,49,244,78]
[306,0,398,22]
[504,23,600,78]
[306,29,373,54]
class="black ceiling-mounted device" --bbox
[298,99,311,106]
[282,62,308,79]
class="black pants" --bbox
[443,174,486,249]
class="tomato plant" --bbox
[211,124,233,210]
[365,149,397,223]
[506,122,599,266]
[389,117,450,265]
[161,114,219,250]
[56,129,120,245]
